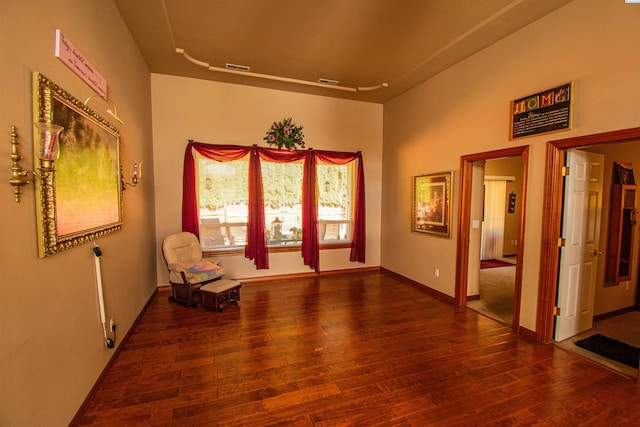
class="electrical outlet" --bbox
[434,268,440,277]
[109,318,116,332]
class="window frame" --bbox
[196,153,356,255]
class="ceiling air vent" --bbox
[225,63,251,72]
[318,78,340,85]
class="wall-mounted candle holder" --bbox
[122,162,143,190]
[9,123,64,203]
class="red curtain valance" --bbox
[182,141,366,272]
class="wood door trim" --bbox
[536,127,640,343]
[455,145,529,332]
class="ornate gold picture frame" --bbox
[33,72,122,257]
[412,171,452,238]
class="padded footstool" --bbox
[199,279,241,312]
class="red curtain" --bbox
[302,152,318,270]
[245,147,267,268]
[182,142,365,271]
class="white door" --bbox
[554,149,604,341]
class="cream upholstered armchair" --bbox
[162,231,225,307]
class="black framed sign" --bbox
[510,82,573,140]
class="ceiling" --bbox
[114,0,573,104]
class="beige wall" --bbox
[151,74,383,284]
[382,0,640,332]
[0,1,156,425]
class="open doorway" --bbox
[537,127,640,382]
[455,146,529,331]
[466,159,522,326]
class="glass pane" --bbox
[318,162,354,242]
[197,156,249,249]
[263,161,303,246]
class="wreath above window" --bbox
[264,117,305,150]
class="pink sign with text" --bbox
[54,29,107,97]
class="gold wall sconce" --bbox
[9,123,64,203]
[83,96,124,125]
[122,162,143,190]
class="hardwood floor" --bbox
[73,270,640,426]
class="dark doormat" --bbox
[575,333,640,368]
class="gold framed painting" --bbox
[32,72,122,257]
[412,171,452,238]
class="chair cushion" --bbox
[168,259,225,284]
[163,232,203,270]
[200,279,241,294]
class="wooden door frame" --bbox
[455,146,529,332]
[536,127,640,344]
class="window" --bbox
[197,156,248,250]
[197,154,355,252]
[183,142,365,272]
[317,162,354,243]
[262,161,303,246]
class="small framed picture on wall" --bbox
[412,171,452,238]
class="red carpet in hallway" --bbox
[480,258,513,269]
